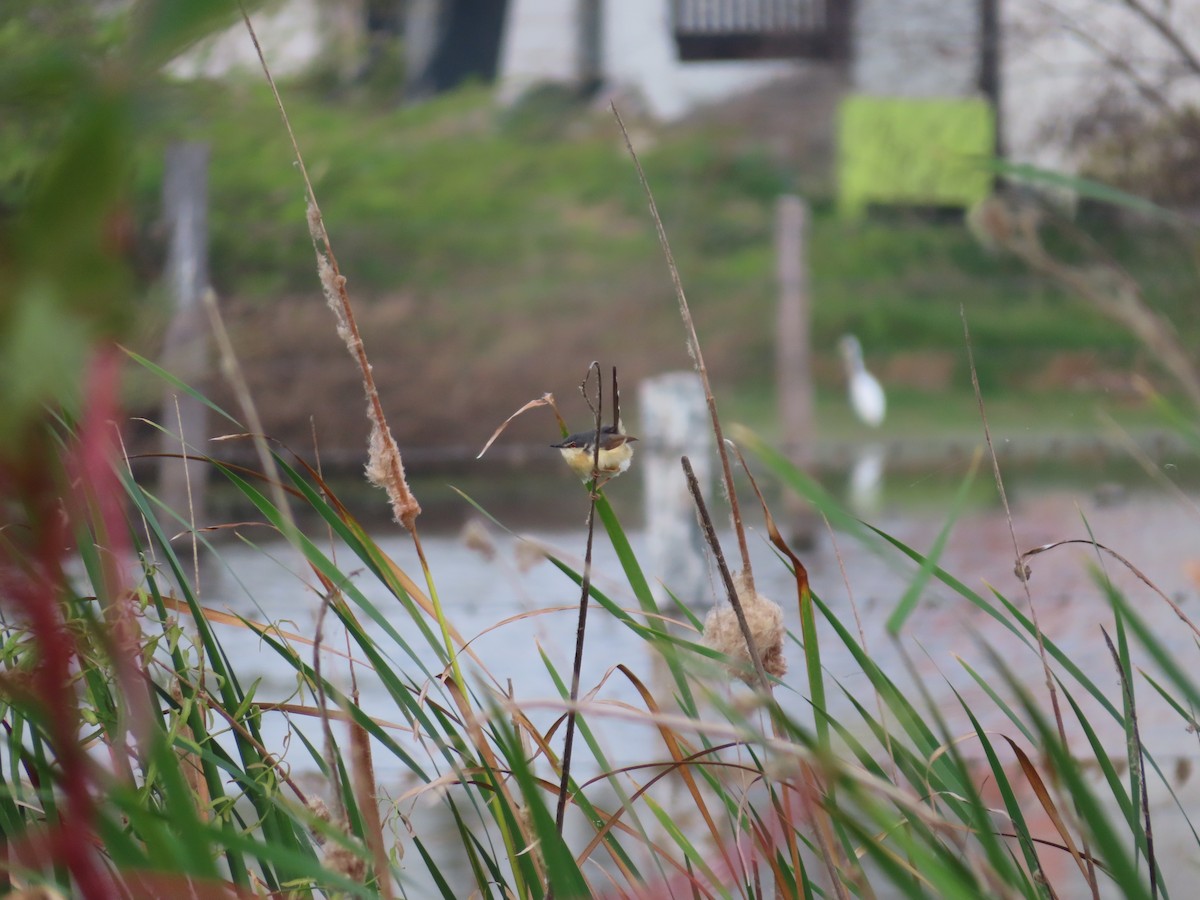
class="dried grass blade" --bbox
[477,394,566,458]
[170,681,210,823]
[258,704,411,733]
[157,595,360,663]
[613,664,738,880]
[1000,737,1091,884]
[349,717,393,898]
[1021,538,1200,639]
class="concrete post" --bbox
[639,372,712,610]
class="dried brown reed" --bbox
[683,458,786,686]
[610,105,758,594]
[237,6,419,534]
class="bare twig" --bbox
[963,304,1058,711]
[682,456,771,693]
[307,418,347,823]
[170,395,202,597]
[1116,0,1200,78]
[1021,538,1200,639]
[312,591,345,824]
[203,289,296,530]
[1056,18,1176,115]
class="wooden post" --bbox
[775,195,818,547]
[158,142,210,529]
[639,372,712,609]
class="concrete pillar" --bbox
[639,372,712,609]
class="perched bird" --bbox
[838,334,886,428]
[552,366,637,488]
[551,423,638,483]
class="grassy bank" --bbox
[120,80,1200,452]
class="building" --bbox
[496,0,1200,206]
[179,0,1200,207]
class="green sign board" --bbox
[838,95,995,216]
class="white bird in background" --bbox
[838,334,887,514]
[838,334,886,428]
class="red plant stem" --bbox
[0,350,132,898]
[75,348,148,777]
[5,488,106,896]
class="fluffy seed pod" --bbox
[702,570,786,683]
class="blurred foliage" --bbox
[0,1,125,209]
[0,0,252,452]
[497,82,592,142]
[1075,90,1200,211]
[1,1,132,451]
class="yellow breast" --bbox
[596,439,634,476]
[557,439,634,481]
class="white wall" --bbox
[496,0,585,104]
[497,0,803,120]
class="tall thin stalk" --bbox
[612,105,756,593]
[554,363,606,839]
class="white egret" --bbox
[838,334,886,514]
[838,334,886,428]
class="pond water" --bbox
[192,470,1200,895]
[199,475,1200,756]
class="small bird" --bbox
[552,366,637,488]
[551,424,638,484]
[838,334,886,428]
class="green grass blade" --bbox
[886,453,979,634]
